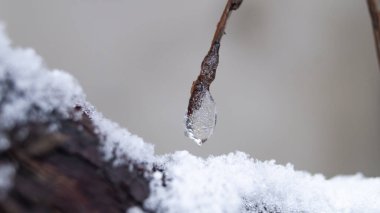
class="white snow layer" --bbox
[0,24,379,213]
[0,164,15,200]
[146,151,380,212]
[0,23,153,196]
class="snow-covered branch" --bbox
[0,24,379,213]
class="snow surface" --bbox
[0,23,153,197]
[89,109,155,165]
[0,23,379,213]
[145,151,380,212]
[0,164,15,200]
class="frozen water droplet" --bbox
[185,90,217,145]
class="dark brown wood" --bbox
[211,0,243,46]
[187,0,243,116]
[367,0,380,68]
[0,110,150,213]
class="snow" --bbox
[0,164,15,200]
[89,109,155,165]
[145,151,380,212]
[0,23,153,164]
[0,39,86,146]
[0,23,379,213]
[0,23,154,197]
[127,206,145,213]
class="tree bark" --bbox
[367,0,380,68]
[0,109,150,213]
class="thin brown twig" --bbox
[211,0,243,46]
[186,0,243,116]
[367,0,380,69]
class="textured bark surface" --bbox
[186,0,243,116]
[368,0,380,68]
[0,111,150,213]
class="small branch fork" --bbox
[367,0,380,69]
[186,0,243,116]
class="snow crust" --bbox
[0,23,85,150]
[0,164,15,200]
[0,23,153,195]
[0,23,379,213]
[89,109,155,164]
[146,151,380,212]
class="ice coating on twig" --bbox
[185,89,217,145]
[185,42,220,144]
[185,0,243,144]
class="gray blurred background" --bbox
[0,0,379,177]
